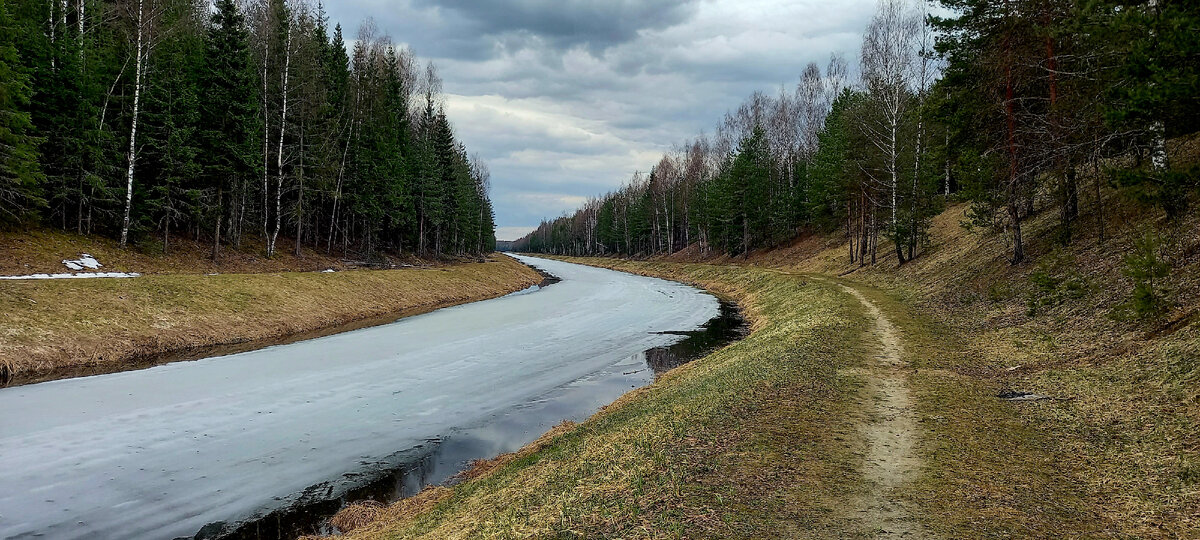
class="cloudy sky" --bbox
[323,0,879,241]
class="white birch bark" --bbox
[261,24,270,241]
[267,10,292,258]
[119,0,145,248]
[48,0,56,71]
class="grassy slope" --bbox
[333,178,1198,537]
[333,263,885,539]
[0,254,542,382]
[0,228,357,275]
[730,200,1200,537]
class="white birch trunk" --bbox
[890,116,898,229]
[119,0,145,248]
[1146,0,1168,173]
[944,129,951,195]
[48,0,55,70]
[268,12,292,258]
[261,33,270,241]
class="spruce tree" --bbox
[200,0,259,258]
[0,0,45,221]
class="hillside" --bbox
[0,232,542,385]
[321,176,1199,538]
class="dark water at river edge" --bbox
[196,299,746,540]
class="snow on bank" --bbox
[62,254,102,271]
[0,253,141,280]
[0,272,141,280]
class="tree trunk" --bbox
[119,0,145,248]
[268,15,292,258]
[944,129,950,196]
[1004,43,1023,264]
[211,191,223,261]
[1008,200,1024,264]
[295,125,304,257]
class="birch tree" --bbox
[119,0,149,247]
[859,0,919,264]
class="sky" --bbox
[322,0,881,241]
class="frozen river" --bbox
[0,255,720,539]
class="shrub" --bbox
[1114,231,1173,320]
[1026,250,1088,316]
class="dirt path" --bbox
[838,283,927,538]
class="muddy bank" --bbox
[202,298,746,540]
[0,256,726,540]
[0,255,543,386]
[6,295,485,388]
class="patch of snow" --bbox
[62,254,102,271]
[0,272,141,281]
[321,269,336,273]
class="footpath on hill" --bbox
[323,199,1200,538]
[323,256,1115,539]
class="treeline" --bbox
[0,0,496,258]
[513,0,1199,266]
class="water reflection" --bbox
[198,299,745,540]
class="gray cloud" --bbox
[323,0,880,241]
[413,0,702,51]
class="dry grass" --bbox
[0,254,542,383]
[0,227,482,276]
[651,152,1200,536]
[330,261,878,539]
[316,141,1200,538]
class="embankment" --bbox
[0,254,542,385]
[324,190,1199,538]
[323,261,892,538]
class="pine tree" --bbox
[141,0,204,253]
[0,0,45,221]
[200,0,259,259]
[1090,0,1200,218]
[728,126,771,255]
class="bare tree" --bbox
[119,0,159,247]
[266,0,293,258]
[859,0,920,264]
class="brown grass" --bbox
[0,227,478,276]
[302,138,1200,538]
[649,151,1200,537]
[323,261,875,539]
[0,254,542,383]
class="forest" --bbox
[512,0,1199,270]
[0,0,496,259]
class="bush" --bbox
[1026,250,1088,316]
[1114,231,1173,320]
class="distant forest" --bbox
[512,0,1199,266]
[0,0,496,259]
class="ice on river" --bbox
[0,255,718,540]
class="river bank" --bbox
[0,256,730,540]
[320,259,888,538]
[0,254,542,385]
[327,232,1199,538]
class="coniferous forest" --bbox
[0,0,496,259]
[512,0,1199,268]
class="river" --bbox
[0,255,728,539]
